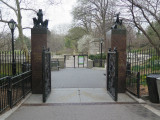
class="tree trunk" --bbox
[16,0,29,60]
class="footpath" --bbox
[1,68,160,120]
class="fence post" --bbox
[78,55,79,68]
[7,77,12,108]
[22,73,25,98]
[83,55,84,68]
[73,55,75,68]
[137,72,140,98]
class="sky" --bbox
[0,0,77,37]
[24,0,77,36]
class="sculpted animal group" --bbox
[111,12,123,29]
[33,9,48,28]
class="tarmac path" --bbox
[4,68,160,120]
[52,68,106,88]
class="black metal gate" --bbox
[107,48,118,101]
[42,48,51,102]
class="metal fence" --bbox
[0,51,31,78]
[93,59,106,67]
[0,70,31,114]
[127,48,160,97]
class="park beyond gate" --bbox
[64,55,88,68]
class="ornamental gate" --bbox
[42,48,51,102]
[107,48,118,101]
[64,55,88,68]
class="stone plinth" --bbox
[31,28,49,94]
[106,29,126,93]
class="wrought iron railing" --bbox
[0,51,31,78]
[127,48,160,97]
[0,70,31,114]
[93,59,106,67]
[0,76,9,113]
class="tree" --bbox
[0,0,60,52]
[15,35,31,50]
[0,30,11,51]
[146,21,160,46]
[64,27,88,51]
[119,0,160,52]
[78,35,93,53]
[72,0,116,50]
[48,30,65,54]
[0,0,33,52]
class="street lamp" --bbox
[8,19,16,75]
[100,38,103,67]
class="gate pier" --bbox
[106,29,126,93]
[31,28,50,94]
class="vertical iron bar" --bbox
[5,51,6,76]
[83,55,84,68]
[7,51,9,76]
[154,48,155,73]
[0,51,2,77]
[18,51,19,74]
[107,50,109,90]
[151,48,153,73]
[2,51,4,76]
[0,51,1,76]
[8,77,12,108]
[115,49,118,101]
[144,49,146,78]
[22,73,25,98]
[137,72,140,98]
[20,51,21,73]
[87,55,88,68]
[147,49,149,75]
[10,51,11,76]
[28,51,29,71]
[74,56,75,68]
[100,41,103,67]
[158,48,160,73]
[155,48,157,73]
[15,51,16,75]
[78,55,79,68]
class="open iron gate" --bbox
[107,48,118,101]
[42,48,51,102]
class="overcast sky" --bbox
[0,0,77,37]
[24,0,77,36]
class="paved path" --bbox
[6,103,160,120]
[52,68,106,88]
[3,68,160,120]
[24,88,135,104]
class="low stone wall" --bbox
[88,59,93,69]
[59,60,65,68]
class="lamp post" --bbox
[8,19,16,75]
[100,38,103,67]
